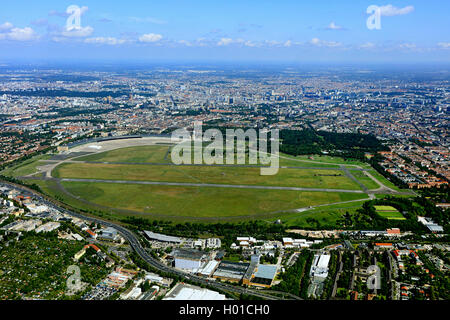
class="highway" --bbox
[1,180,297,301]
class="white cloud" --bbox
[84,37,127,45]
[195,38,209,47]
[244,40,258,47]
[359,42,376,49]
[217,38,233,46]
[0,22,13,32]
[326,22,344,30]
[265,40,283,47]
[61,26,94,38]
[216,38,293,48]
[6,27,39,41]
[399,43,416,49]
[50,36,68,43]
[178,40,192,46]
[437,42,450,49]
[0,24,39,41]
[310,38,321,45]
[379,5,414,16]
[310,38,342,47]
[327,41,342,47]
[139,33,163,43]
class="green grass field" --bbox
[53,144,365,191]
[29,178,368,222]
[23,144,375,222]
[374,205,406,220]
[59,181,368,220]
[280,154,371,168]
[75,145,171,163]
[3,145,410,224]
[53,162,362,190]
[374,205,397,211]
[352,171,380,190]
[368,170,407,192]
[77,144,346,168]
[0,154,51,178]
[282,199,375,227]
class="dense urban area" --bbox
[0,64,448,301]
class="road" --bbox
[1,180,296,301]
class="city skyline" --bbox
[0,0,449,63]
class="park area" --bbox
[1,142,406,224]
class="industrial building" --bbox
[144,273,172,287]
[144,230,183,244]
[172,248,209,272]
[242,262,258,286]
[418,216,444,233]
[3,219,42,232]
[35,221,60,233]
[24,204,49,214]
[242,262,278,288]
[213,261,250,283]
[307,253,332,298]
[164,283,226,300]
[310,253,331,281]
[197,260,220,277]
[205,238,222,248]
[250,265,278,288]
[98,227,119,241]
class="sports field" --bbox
[374,205,406,220]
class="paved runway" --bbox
[42,159,371,171]
[60,177,367,193]
[24,136,415,200]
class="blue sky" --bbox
[0,0,449,63]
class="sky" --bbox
[0,0,449,64]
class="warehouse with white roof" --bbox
[164,283,226,300]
